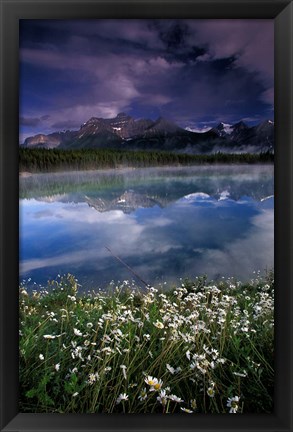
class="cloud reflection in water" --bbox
[19,191,274,289]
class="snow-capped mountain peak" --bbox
[185,126,212,133]
[218,122,233,135]
[213,122,233,137]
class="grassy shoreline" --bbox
[19,272,274,414]
[19,147,274,173]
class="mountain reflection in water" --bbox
[19,165,274,290]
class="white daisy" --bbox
[227,396,240,413]
[144,375,158,387]
[180,407,193,413]
[116,393,129,404]
[138,388,148,401]
[73,328,83,336]
[169,394,183,403]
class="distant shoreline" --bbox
[19,148,274,174]
[19,171,33,177]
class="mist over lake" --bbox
[19,165,274,290]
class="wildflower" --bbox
[114,329,123,337]
[55,363,60,371]
[150,379,163,392]
[39,354,44,360]
[102,347,113,354]
[43,334,56,339]
[169,394,183,403]
[233,371,247,378]
[86,322,93,328]
[190,362,196,370]
[88,373,99,385]
[73,328,82,336]
[102,335,112,344]
[166,364,175,374]
[207,387,215,397]
[190,399,197,410]
[227,396,240,413]
[180,407,193,413]
[116,393,129,404]
[153,320,164,329]
[145,375,158,386]
[20,289,28,296]
[72,392,79,397]
[120,364,127,379]
[186,350,191,360]
[157,390,168,406]
[138,388,148,401]
[166,364,181,374]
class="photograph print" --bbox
[19,19,274,414]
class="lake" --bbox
[19,165,274,290]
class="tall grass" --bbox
[19,272,274,414]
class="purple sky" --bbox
[19,19,274,142]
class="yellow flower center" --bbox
[153,383,162,390]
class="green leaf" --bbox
[26,388,37,398]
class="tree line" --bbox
[19,147,274,172]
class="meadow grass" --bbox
[19,272,274,414]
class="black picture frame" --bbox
[0,0,292,431]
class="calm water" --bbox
[19,165,274,290]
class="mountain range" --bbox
[21,113,274,154]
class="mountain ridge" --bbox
[22,113,274,154]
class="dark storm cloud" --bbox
[20,116,42,127]
[19,19,274,139]
[155,57,267,124]
[156,20,190,50]
[50,120,82,130]
[150,20,208,64]
[20,115,51,127]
